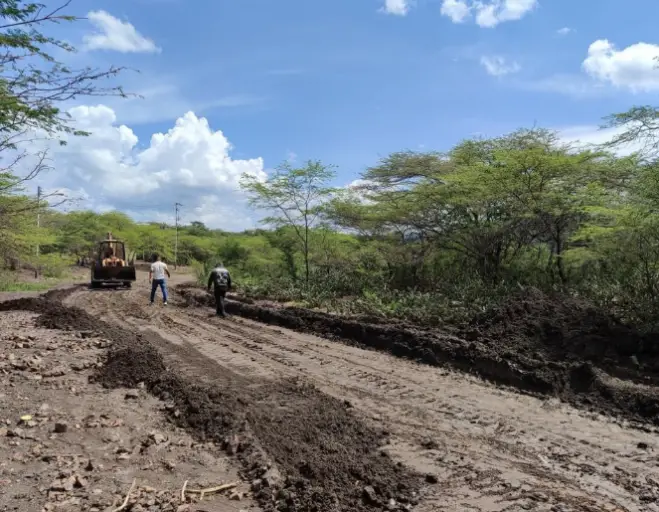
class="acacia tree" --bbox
[240,160,336,283]
[327,130,628,289]
[0,0,129,264]
[0,0,129,198]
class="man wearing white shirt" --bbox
[149,254,171,305]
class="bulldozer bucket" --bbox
[91,264,136,285]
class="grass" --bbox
[0,266,88,293]
[0,279,53,292]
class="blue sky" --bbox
[29,0,659,229]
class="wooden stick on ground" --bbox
[112,479,136,512]
[186,482,238,501]
[181,479,189,503]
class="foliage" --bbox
[0,1,128,271]
[241,160,336,283]
[5,94,659,331]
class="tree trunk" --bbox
[554,222,568,286]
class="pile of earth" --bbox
[463,288,659,386]
[176,285,433,331]
[177,285,659,425]
[0,292,423,512]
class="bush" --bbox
[28,254,73,278]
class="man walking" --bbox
[149,254,171,305]
[207,262,232,317]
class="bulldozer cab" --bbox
[90,232,136,288]
[98,240,126,263]
[95,232,129,265]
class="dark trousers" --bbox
[214,288,227,316]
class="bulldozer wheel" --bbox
[124,282,132,288]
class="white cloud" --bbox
[558,124,643,156]
[83,10,160,53]
[516,73,610,98]
[25,105,266,230]
[440,0,470,23]
[343,179,374,205]
[556,27,573,36]
[382,0,410,15]
[440,0,537,27]
[582,39,659,92]
[480,55,521,76]
[520,39,659,98]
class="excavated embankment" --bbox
[178,286,659,426]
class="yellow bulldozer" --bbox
[90,232,137,289]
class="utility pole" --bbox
[36,186,42,257]
[174,202,182,269]
[35,186,42,278]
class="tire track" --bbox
[66,276,659,512]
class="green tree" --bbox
[0,1,128,264]
[218,238,249,269]
[241,160,336,283]
[0,1,126,143]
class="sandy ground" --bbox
[38,272,658,512]
[0,292,257,511]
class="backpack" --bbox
[214,269,229,291]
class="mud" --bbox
[0,308,254,512]
[465,288,656,382]
[178,285,659,426]
[0,293,422,512]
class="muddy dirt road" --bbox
[63,274,659,512]
[0,303,256,512]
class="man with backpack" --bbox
[207,262,232,317]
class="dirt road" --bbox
[0,303,256,512]
[51,273,659,512]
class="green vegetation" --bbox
[2,4,659,333]
[7,123,659,330]
[0,278,51,292]
[0,0,126,284]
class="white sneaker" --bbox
[163,302,168,306]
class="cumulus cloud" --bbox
[480,55,520,76]
[440,0,470,22]
[24,105,266,230]
[520,39,659,97]
[440,0,537,27]
[382,0,410,15]
[558,124,644,157]
[342,179,375,205]
[83,10,160,53]
[582,39,659,92]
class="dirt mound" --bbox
[465,288,658,384]
[177,285,659,426]
[0,291,106,334]
[96,335,421,511]
[1,292,422,511]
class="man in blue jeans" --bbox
[149,254,171,305]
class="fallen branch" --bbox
[181,479,188,503]
[186,482,238,501]
[112,478,136,512]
